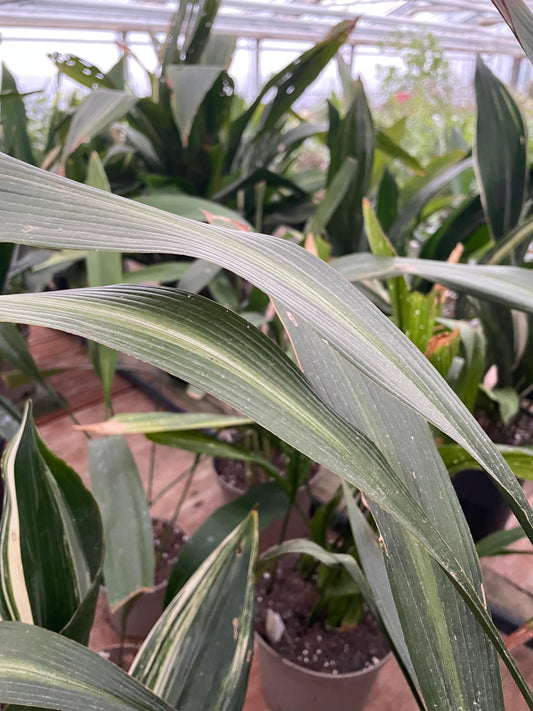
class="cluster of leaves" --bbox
[0,2,532,710]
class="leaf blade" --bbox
[89,436,153,611]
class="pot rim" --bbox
[254,630,392,681]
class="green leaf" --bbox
[419,195,489,264]
[375,129,424,175]
[167,65,223,144]
[485,214,533,266]
[80,412,252,436]
[147,430,281,481]
[402,290,437,354]
[121,262,190,285]
[61,89,138,163]
[0,403,102,644]
[326,80,374,255]
[48,53,116,90]
[0,243,14,294]
[362,199,408,329]
[106,56,126,91]
[0,621,175,711]
[224,20,354,171]
[306,157,357,237]
[490,1,533,73]
[1,156,533,601]
[178,259,221,294]
[0,323,42,384]
[1,64,35,166]
[476,526,526,558]
[275,308,509,710]
[342,482,420,694]
[0,394,21,441]
[85,152,121,410]
[135,192,250,228]
[199,34,236,67]
[474,57,528,244]
[388,157,473,250]
[88,436,153,611]
[130,512,257,711]
[376,167,399,233]
[165,482,291,603]
[440,443,533,479]
[334,254,533,314]
[479,385,521,423]
[0,285,492,586]
[440,318,486,414]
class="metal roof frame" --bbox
[0,0,529,56]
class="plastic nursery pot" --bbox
[212,458,317,552]
[108,517,187,639]
[255,632,391,711]
[452,469,512,542]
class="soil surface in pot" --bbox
[215,452,319,492]
[153,518,187,585]
[476,402,533,446]
[255,556,389,675]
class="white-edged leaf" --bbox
[0,284,498,597]
[130,512,258,711]
[0,403,102,644]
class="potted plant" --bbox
[1,2,533,705]
[253,487,392,711]
[1,140,533,708]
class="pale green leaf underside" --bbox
[333,254,533,314]
[167,65,223,142]
[80,412,253,436]
[61,89,138,162]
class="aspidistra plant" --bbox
[1,152,533,709]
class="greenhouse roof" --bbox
[0,0,529,56]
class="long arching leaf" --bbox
[333,253,533,313]
[0,155,532,562]
[276,306,513,709]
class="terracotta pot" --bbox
[255,632,390,711]
[213,459,316,552]
[107,518,186,638]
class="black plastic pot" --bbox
[452,468,511,542]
